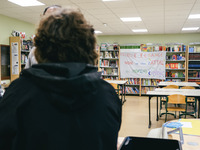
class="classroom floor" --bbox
[118,96,195,138]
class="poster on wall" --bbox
[11,42,19,75]
[120,50,166,79]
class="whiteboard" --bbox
[120,51,166,79]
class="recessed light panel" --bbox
[182,27,199,31]
[132,29,148,32]
[8,0,45,7]
[120,17,142,22]
[188,14,200,19]
[102,0,120,1]
[95,31,102,34]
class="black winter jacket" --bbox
[0,63,121,150]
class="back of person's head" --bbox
[43,5,61,15]
[34,8,98,65]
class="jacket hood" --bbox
[21,63,101,111]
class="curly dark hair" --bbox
[34,8,98,65]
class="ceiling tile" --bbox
[104,0,135,8]
[75,2,107,9]
[0,0,199,35]
[133,0,164,7]
[87,8,112,15]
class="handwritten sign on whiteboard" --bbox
[120,51,166,79]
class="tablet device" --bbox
[119,136,182,150]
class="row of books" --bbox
[166,54,185,61]
[165,63,185,69]
[166,45,186,52]
[141,79,159,86]
[141,45,186,52]
[189,54,200,60]
[99,60,118,67]
[123,78,140,85]
[125,87,139,94]
[22,40,33,50]
[100,43,119,51]
[101,68,118,76]
[188,71,200,78]
[100,51,119,59]
[188,64,200,68]
[189,46,200,53]
[166,71,185,78]
[21,53,28,64]
[141,87,156,94]
[102,76,119,80]
[188,79,200,84]
[141,45,163,52]
[165,79,182,82]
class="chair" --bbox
[164,85,179,89]
[147,127,168,139]
[108,82,120,97]
[165,94,187,122]
[110,83,119,91]
[162,121,184,144]
[160,85,179,117]
[180,86,197,118]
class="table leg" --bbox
[198,98,200,118]
[123,84,126,104]
[148,96,152,128]
[157,96,159,121]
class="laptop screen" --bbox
[119,136,182,150]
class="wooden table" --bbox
[165,119,200,150]
[146,89,200,128]
[118,119,200,150]
[105,80,127,104]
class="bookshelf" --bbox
[9,37,33,81]
[141,79,161,95]
[119,44,141,95]
[140,43,164,95]
[99,43,120,80]
[98,42,199,96]
[140,43,163,52]
[9,36,21,82]
[96,45,100,68]
[21,40,32,70]
[123,78,140,96]
[187,42,200,84]
[165,43,186,82]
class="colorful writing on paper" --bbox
[120,51,166,79]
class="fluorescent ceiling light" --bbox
[188,14,200,19]
[102,0,119,1]
[95,31,102,34]
[8,0,45,7]
[182,27,199,31]
[132,29,148,32]
[120,17,142,22]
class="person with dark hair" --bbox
[25,5,61,69]
[0,8,122,150]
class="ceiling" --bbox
[0,0,200,35]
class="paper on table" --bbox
[180,122,192,128]
[180,119,200,136]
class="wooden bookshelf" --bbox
[187,43,200,84]
[9,36,21,82]
[165,43,187,82]
[99,43,120,80]
[98,42,199,96]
